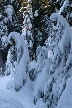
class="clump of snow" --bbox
[48,50,53,58]
[28,0,31,2]
[34,10,38,17]
[29,60,36,71]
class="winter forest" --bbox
[0,0,72,108]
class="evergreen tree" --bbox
[0,0,23,34]
[21,0,33,61]
[43,13,72,108]
[7,32,29,91]
[0,0,23,75]
[32,0,56,59]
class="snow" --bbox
[48,50,53,58]
[29,60,36,71]
[5,5,13,22]
[8,32,24,51]
[34,10,38,17]
[50,13,72,66]
[35,98,47,108]
[21,28,27,38]
[28,0,31,2]
[36,46,47,74]
[0,90,24,108]
[0,75,35,108]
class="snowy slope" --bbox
[0,90,24,108]
[0,75,35,108]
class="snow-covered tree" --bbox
[7,32,29,91]
[4,4,17,33]
[32,0,54,58]
[0,13,8,74]
[46,26,61,74]
[50,13,71,67]
[21,0,33,61]
[0,13,8,38]
[43,13,72,108]
[3,0,22,32]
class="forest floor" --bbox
[0,75,35,108]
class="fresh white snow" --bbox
[0,90,24,108]
[0,75,35,108]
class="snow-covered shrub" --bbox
[8,32,29,91]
